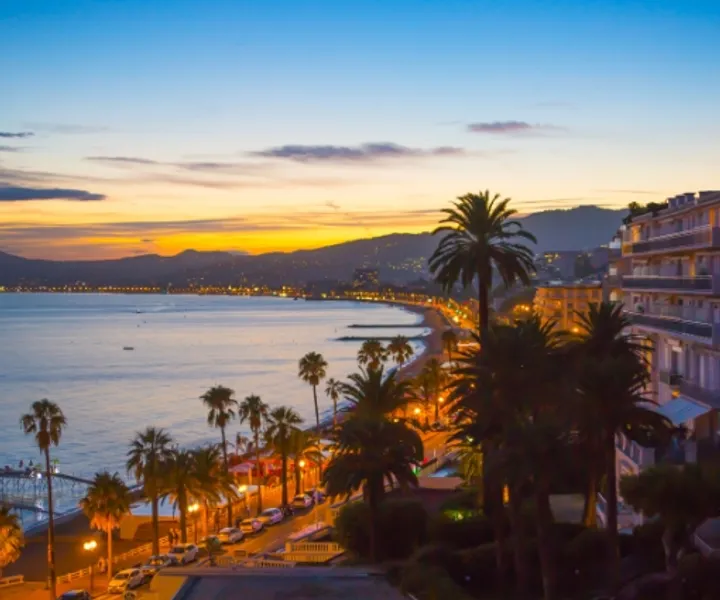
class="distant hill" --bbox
[0,205,626,286]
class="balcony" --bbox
[622,274,719,294]
[622,226,720,256]
[626,310,719,344]
[677,379,720,409]
[659,370,683,386]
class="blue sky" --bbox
[1,0,719,258]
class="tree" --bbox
[429,190,536,341]
[79,472,132,578]
[288,430,322,495]
[126,427,173,555]
[265,407,303,505]
[238,394,269,515]
[298,351,328,431]
[0,505,23,578]
[20,399,66,598]
[387,335,414,367]
[192,446,236,535]
[325,378,343,430]
[357,339,388,370]
[340,366,412,421]
[323,417,423,562]
[441,329,459,367]
[162,449,201,543]
[200,385,238,527]
[621,464,720,573]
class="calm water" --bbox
[0,294,424,484]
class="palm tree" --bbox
[126,427,173,555]
[288,430,322,495]
[0,505,24,578]
[192,446,236,535]
[265,407,303,505]
[323,417,423,562]
[441,328,459,367]
[340,366,412,420]
[200,385,238,527]
[357,339,387,370]
[429,190,536,340]
[238,394,269,515]
[387,335,414,367]
[79,472,132,578]
[298,352,328,431]
[162,449,201,543]
[325,378,343,430]
[20,399,66,597]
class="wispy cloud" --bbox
[86,156,160,166]
[25,122,107,135]
[0,145,23,153]
[0,131,34,139]
[597,189,660,196]
[251,142,465,163]
[467,121,564,135]
[0,185,107,202]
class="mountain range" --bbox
[0,206,625,287]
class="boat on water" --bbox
[123,346,134,351]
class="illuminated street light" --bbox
[438,396,445,404]
[188,502,200,543]
[414,407,421,415]
[83,540,98,591]
[298,460,306,469]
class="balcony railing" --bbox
[622,226,720,256]
[659,370,683,386]
[626,311,717,343]
[677,379,720,409]
[622,274,717,293]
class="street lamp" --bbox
[83,539,98,592]
[238,485,249,518]
[298,460,306,490]
[188,503,200,544]
[414,407,421,416]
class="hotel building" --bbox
[533,281,603,333]
[612,190,720,527]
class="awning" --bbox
[655,396,712,425]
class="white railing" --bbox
[285,541,341,554]
[0,575,25,588]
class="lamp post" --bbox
[188,503,200,544]
[298,459,306,491]
[238,484,248,518]
[83,539,98,592]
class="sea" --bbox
[0,293,426,525]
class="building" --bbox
[353,268,380,288]
[533,281,603,332]
[612,190,720,527]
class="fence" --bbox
[0,575,24,589]
[282,541,343,563]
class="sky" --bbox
[1,0,719,260]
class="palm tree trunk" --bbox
[255,430,263,515]
[294,461,301,495]
[507,488,529,599]
[582,470,599,528]
[151,495,160,555]
[220,427,232,527]
[204,500,210,537]
[312,385,320,429]
[478,271,490,341]
[482,442,509,589]
[605,434,620,586]
[179,492,188,543]
[368,477,382,563]
[281,451,288,506]
[107,522,113,578]
[45,449,57,598]
[535,477,558,600]
[333,398,337,430]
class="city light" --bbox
[298,459,306,469]
[188,502,200,513]
[414,407,421,415]
[83,540,97,552]
[438,396,445,404]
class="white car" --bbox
[168,543,199,564]
[140,554,179,576]
[217,527,244,544]
[256,507,283,526]
[292,493,313,509]
[239,518,264,535]
[107,568,143,594]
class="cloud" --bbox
[0,185,107,202]
[86,156,160,166]
[0,131,34,138]
[25,122,107,134]
[467,121,535,134]
[597,189,660,196]
[251,142,465,163]
[0,146,23,152]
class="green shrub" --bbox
[335,502,372,559]
[428,513,495,548]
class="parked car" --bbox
[217,527,244,544]
[239,518,264,535]
[107,568,143,594]
[168,543,199,564]
[292,493,313,509]
[257,507,284,526]
[140,554,178,576]
[306,488,326,504]
[57,591,91,600]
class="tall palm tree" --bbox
[325,378,343,430]
[323,417,423,562]
[441,328,459,367]
[387,335,414,367]
[357,339,387,370]
[162,449,201,543]
[340,366,412,421]
[192,446,236,535]
[0,505,24,578]
[298,352,328,431]
[238,394,269,515]
[79,472,132,578]
[20,399,66,597]
[126,427,173,555]
[429,190,536,341]
[288,430,322,495]
[200,385,238,527]
[265,407,303,505]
